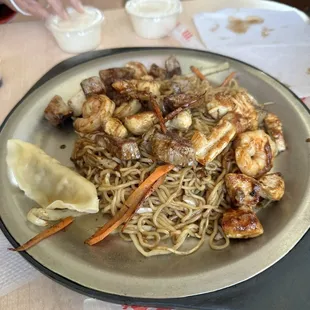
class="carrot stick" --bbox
[150,97,167,134]
[85,165,174,246]
[8,217,74,252]
[221,72,236,87]
[190,66,206,81]
[121,175,166,232]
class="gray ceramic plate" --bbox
[1,48,310,299]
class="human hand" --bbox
[11,0,84,19]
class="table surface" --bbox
[0,0,309,309]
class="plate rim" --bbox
[1,47,309,303]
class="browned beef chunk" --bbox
[97,134,141,161]
[80,76,106,97]
[151,132,196,167]
[99,68,135,105]
[149,64,167,80]
[44,95,73,126]
[165,56,182,78]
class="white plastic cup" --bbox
[125,0,182,39]
[46,7,104,54]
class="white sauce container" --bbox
[46,7,104,54]
[125,0,182,39]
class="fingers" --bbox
[15,0,50,19]
[70,0,84,13]
[47,0,69,19]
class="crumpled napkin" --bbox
[193,8,310,98]
[0,231,39,297]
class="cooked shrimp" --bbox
[225,173,261,208]
[112,79,161,97]
[207,89,257,121]
[166,110,192,131]
[82,96,102,118]
[264,113,286,152]
[124,111,158,135]
[126,61,148,79]
[73,116,101,133]
[259,173,285,201]
[222,207,264,239]
[234,130,276,178]
[191,119,236,165]
[74,95,116,134]
[113,99,142,120]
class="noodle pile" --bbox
[71,98,242,256]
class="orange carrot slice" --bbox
[121,174,166,232]
[190,66,206,81]
[85,165,174,245]
[8,216,74,252]
[221,72,236,87]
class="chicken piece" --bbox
[126,61,148,79]
[152,132,196,167]
[112,79,161,97]
[258,173,285,201]
[225,173,261,208]
[124,111,158,135]
[68,90,86,117]
[113,99,142,120]
[166,110,192,131]
[165,55,182,78]
[264,113,286,152]
[99,67,135,104]
[234,130,276,178]
[149,63,167,80]
[80,76,106,97]
[44,95,73,126]
[103,117,128,138]
[97,135,141,161]
[207,89,256,120]
[222,207,264,239]
[191,119,236,165]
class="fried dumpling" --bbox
[6,139,99,217]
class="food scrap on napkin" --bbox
[193,8,310,98]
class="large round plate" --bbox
[1,48,310,299]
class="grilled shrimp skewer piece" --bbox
[234,130,277,178]
[264,113,286,152]
[74,95,128,137]
[112,79,161,97]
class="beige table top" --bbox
[1,1,308,309]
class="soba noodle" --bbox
[71,105,239,256]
